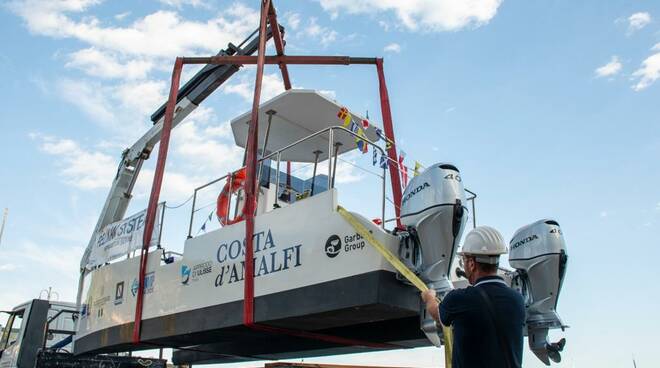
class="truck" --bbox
[0,299,166,368]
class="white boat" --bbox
[75,90,568,366]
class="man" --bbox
[421,226,525,368]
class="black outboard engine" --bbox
[509,219,569,365]
[399,163,468,346]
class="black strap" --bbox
[475,286,515,368]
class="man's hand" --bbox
[421,289,441,324]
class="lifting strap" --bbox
[337,206,453,368]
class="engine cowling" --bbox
[509,219,569,365]
[400,163,468,348]
[400,163,468,288]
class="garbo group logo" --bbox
[325,235,341,258]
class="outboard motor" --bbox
[399,163,468,346]
[509,219,569,365]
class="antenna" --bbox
[39,287,59,301]
[0,208,7,248]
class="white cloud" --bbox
[32,134,117,190]
[284,12,301,30]
[66,48,154,80]
[628,12,651,33]
[8,1,258,57]
[158,0,208,9]
[595,56,622,78]
[223,72,289,103]
[57,78,116,125]
[632,52,660,91]
[317,0,502,32]
[172,120,243,174]
[114,11,131,21]
[378,20,390,31]
[318,90,337,100]
[17,240,84,274]
[55,77,165,136]
[384,43,401,53]
[334,159,367,184]
[29,129,229,204]
[0,264,18,272]
[112,79,166,116]
[304,17,338,46]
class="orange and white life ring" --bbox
[217,168,247,226]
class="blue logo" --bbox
[131,272,155,296]
[131,278,139,296]
[181,265,191,285]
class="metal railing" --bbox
[187,126,388,237]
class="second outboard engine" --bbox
[399,163,468,346]
[509,219,569,365]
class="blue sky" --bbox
[1,0,659,367]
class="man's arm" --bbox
[422,289,461,327]
[421,289,441,324]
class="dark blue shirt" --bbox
[439,276,525,368]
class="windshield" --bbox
[0,310,24,351]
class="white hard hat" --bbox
[457,226,507,264]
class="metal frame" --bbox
[132,0,404,348]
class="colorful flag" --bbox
[413,161,422,177]
[379,155,388,169]
[401,164,409,188]
[337,107,349,120]
[398,150,407,188]
[355,129,368,153]
[375,127,384,140]
[372,150,377,166]
[362,119,369,129]
[349,121,360,133]
[343,115,352,128]
[356,139,367,153]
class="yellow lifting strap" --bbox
[336,206,453,367]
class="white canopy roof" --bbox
[231,89,379,162]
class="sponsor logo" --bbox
[325,235,341,258]
[131,272,155,297]
[511,234,539,250]
[402,182,430,204]
[550,228,562,235]
[114,281,124,305]
[325,233,366,258]
[181,265,191,285]
[343,233,365,252]
[192,262,212,279]
[181,262,212,285]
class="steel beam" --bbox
[181,55,378,65]
[376,59,403,227]
[243,0,271,326]
[133,57,184,343]
[267,4,291,90]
